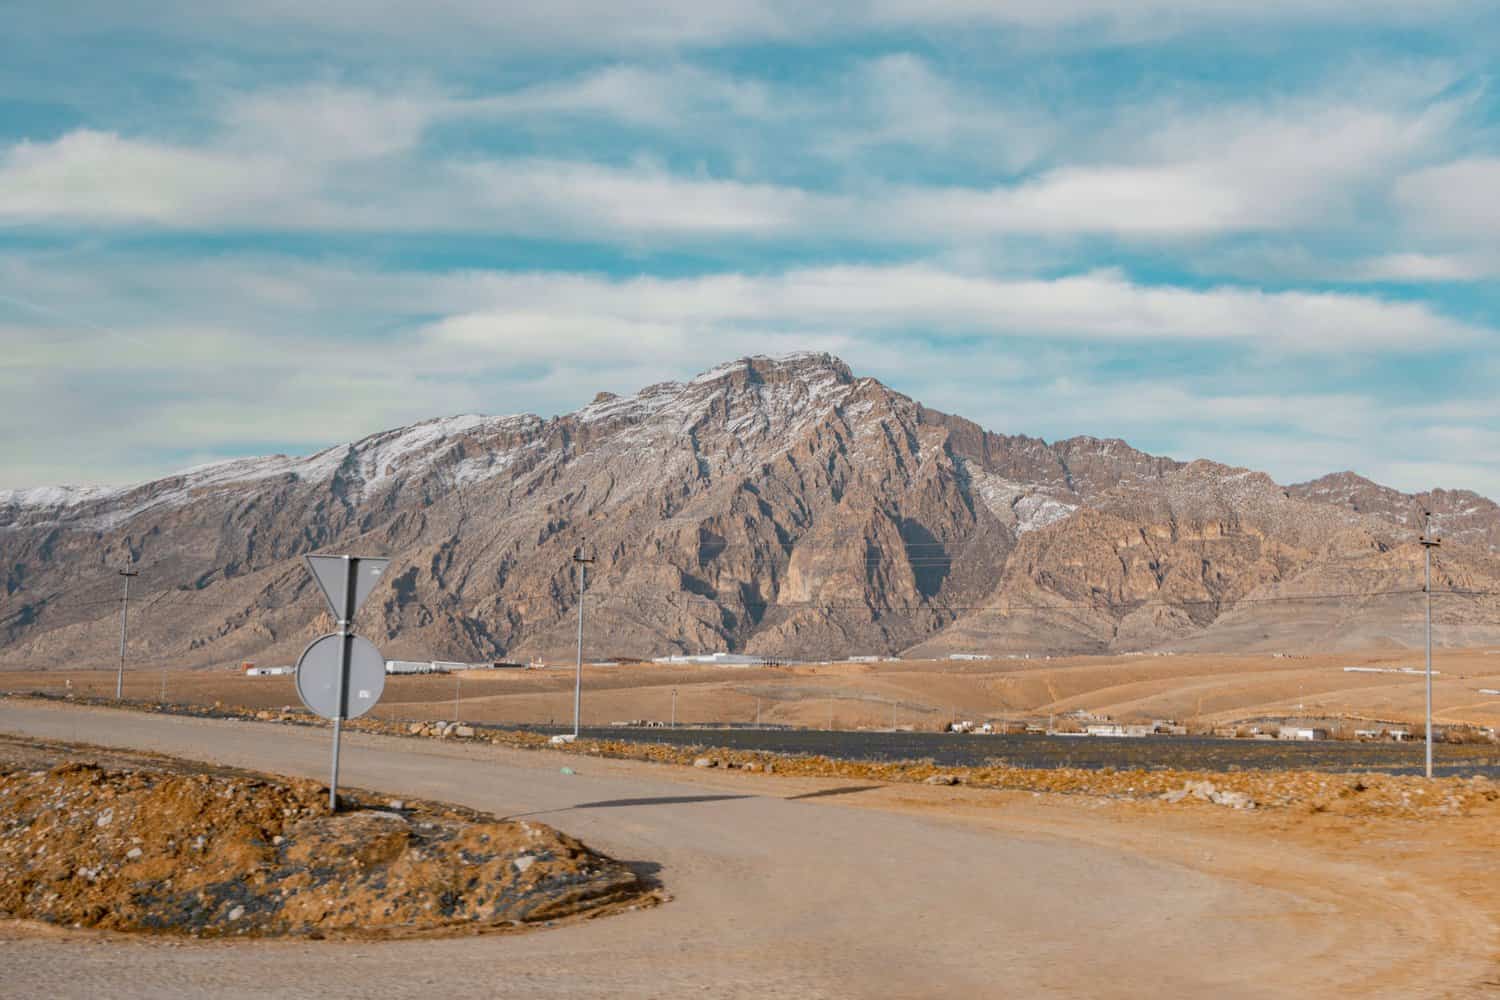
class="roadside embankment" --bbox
[0,736,652,938]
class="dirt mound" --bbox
[0,759,647,938]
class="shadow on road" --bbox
[785,785,882,801]
[621,859,664,890]
[503,793,755,820]
[574,794,757,809]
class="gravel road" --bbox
[0,700,1475,998]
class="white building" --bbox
[1086,723,1154,738]
[652,652,765,667]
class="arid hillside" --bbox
[3,353,1498,668]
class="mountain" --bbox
[3,353,1498,669]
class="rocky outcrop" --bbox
[2,352,1497,668]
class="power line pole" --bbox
[671,687,677,728]
[572,549,595,740]
[1420,512,1441,780]
[115,569,139,700]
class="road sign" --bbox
[305,555,391,622]
[298,554,393,811]
[295,632,386,720]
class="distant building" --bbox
[244,665,293,677]
[1279,727,1328,741]
[947,653,993,661]
[386,659,523,674]
[1086,723,1154,738]
[652,652,765,667]
[386,660,436,675]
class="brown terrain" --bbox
[0,736,648,939]
[3,353,1499,674]
[6,647,1500,733]
[2,699,1498,998]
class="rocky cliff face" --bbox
[3,353,1498,668]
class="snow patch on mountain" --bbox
[0,485,122,509]
[1013,495,1078,534]
[955,459,1079,534]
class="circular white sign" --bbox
[295,633,386,720]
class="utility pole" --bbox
[454,671,461,724]
[671,687,677,728]
[572,549,595,739]
[1420,512,1441,780]
[115,569,139,700]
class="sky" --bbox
[2,2,1498,498]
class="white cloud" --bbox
[47,1,1490,55]
[478,64,776,127]
[0,131,298,227]
[866,0,1484,32]
[3,252,1496,497]
[0,66,1469,246]
[434,265,1483,353]
[1352,252,1500,282]
[817,54,1054,173]
[219,84,448,162]
[1395,158,1500,240]
[451,159,819,236]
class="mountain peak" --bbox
[690,352,855,387]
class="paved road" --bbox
[516,724,1500,776]
[0,701,1459,998]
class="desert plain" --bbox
[8,647,1500,734]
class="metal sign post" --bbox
[572,550,594,739]
[1420,514,1441,780]
[297,555,390,811]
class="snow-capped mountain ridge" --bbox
[3,353,1498,669]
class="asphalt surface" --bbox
[0,701,1468,998]
[516,724,1500,776]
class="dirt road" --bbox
[0,700,1492,998]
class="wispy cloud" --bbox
[1395,157,1500,240]
[1,6,1496,499]
[424,265,1484,353]
[31,1,1492,55]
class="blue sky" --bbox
[2,2,1498,497]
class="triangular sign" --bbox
[305,555,391,622]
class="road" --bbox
[513,724,1500,776]
[0,700,1488,998]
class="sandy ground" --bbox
[1,699,1497,998]
[8,647,1500,733]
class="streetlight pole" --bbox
[115,569,139,700]
[1420,512,1441,780]
[572,550,594,739]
